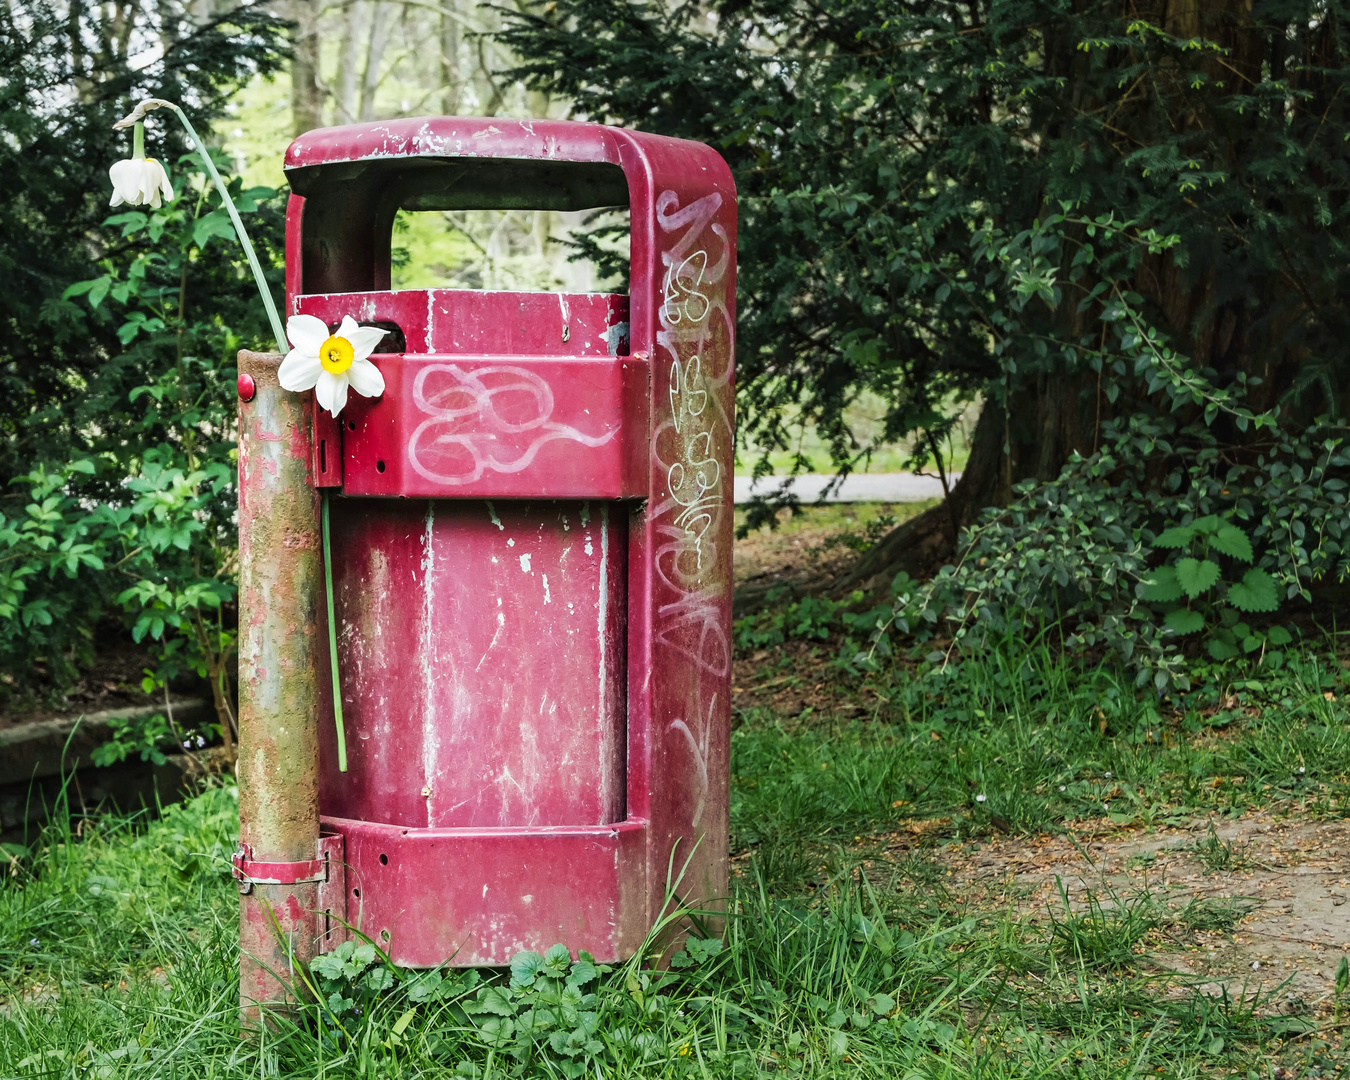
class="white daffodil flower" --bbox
[279,314,387,417]
[108,157,174,209]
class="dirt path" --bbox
[919,813,1350,1006]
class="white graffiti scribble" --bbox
[407,364,616,486]
[668,692,716,829]
[652,189,735,828]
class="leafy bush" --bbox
[870,413,1349,689]
[0,1,285,712]
[0,155,282,738]
[842,209,1350,688]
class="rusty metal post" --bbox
[236,350,323,1024]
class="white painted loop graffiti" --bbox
[651,187,735,831]
[407,364,616,486]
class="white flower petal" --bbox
[152,161,174,205]
[345,324,388,361]
[329,374,350,416]
[346,357,385,398]
[109,159,142,207]
[135,161,160,205]
[315,371,338,414]
[278,349,323,391]
[286,314,330,355]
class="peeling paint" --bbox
[486,501,503,530]
[421,502,438,823]
[236,351,323,1014]
[596,505,611,817]
[519,553,532,573]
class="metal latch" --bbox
[232,842,330,895]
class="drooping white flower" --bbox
[108,157,174,209]
[279,314,387,417]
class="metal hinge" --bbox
[232,842,330,895]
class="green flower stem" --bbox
[116,99,345,774]
[136,101,286,353]
[322,493,348,773]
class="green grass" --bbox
[733,644,1350,857]
[2,645,1349,1076]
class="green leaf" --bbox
[1227,568,1279,612]
[1266,625,1293,646]
[1153,525,1195,549]
[191,209,238,249]
[1164,608,1204,635]
[1208,524,1253,562]
[510,951,544,988]
[1207,636,1240,661]
[1176,558,1220,599]
[475,1015,515,1048]
[542,943,572,978]
[1142,565,1184,602]
[567,959,597,986]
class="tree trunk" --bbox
[837,368,1101,591]
[358,0,393,122]
[288,0,324,136]
[838,0,1268,592]
[335,0,363,124]
[440,3,463,114]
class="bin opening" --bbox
[291,157,631,296]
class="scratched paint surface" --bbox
[645,174,737,917]
[319,498,627,829]
[296,290,630,358]
[283,118,735,967]
[326,820,646,967]
[334,354,647,499]
[235,351,325,1014]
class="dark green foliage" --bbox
[0,2,287,698]
[1,0,287,468]
[500,0,1350,581]
[879,414,1350,686]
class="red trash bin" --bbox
[235,117,735,993]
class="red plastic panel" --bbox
[638,166,737,926]
[284,116,737,968]
[325,816,648,967]
[319,498,627,830]
[331,355,648,499]
[286,116,627,172]
[295,290,630,359]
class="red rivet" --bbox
[237,373,256,402]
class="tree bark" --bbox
[335,0,363,124]
[836,367,1102,591]
[288,0,324,136]
[358,0,393,121]
[440,2,463,114]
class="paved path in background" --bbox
[733,472,959,504]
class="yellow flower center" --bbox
[319,334,354,374]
